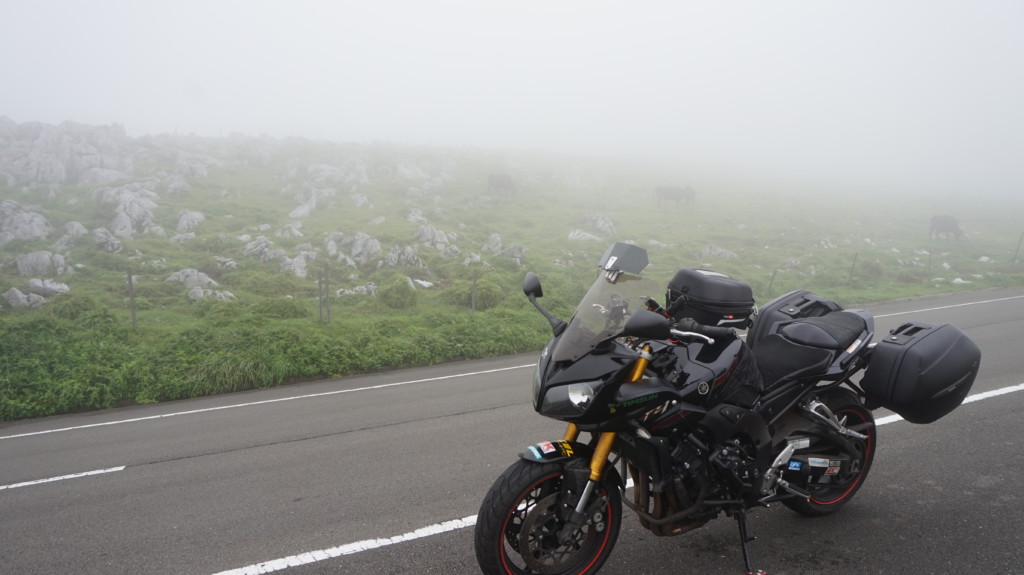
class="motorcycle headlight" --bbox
[539,380,603,418]
[567,383,595,410]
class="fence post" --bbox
[325,261,331,323]
[127,268,137,329]
[767,269,778,297]
[1014,232,1024,265]
[848,252,859,284]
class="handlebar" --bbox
[672,318,736,342]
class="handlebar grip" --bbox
[675,318,735,340]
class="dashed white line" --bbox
[212,516,478,575]
[0,466,125,490]
[211,381,1024,575]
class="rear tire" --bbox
[784,388,876,517]
[474,459,621,575]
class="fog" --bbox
[3,1,1022,198]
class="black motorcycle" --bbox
[474,243,981,575]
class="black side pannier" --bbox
[747,289,843,349]
[666,268,754,328]
[861,321,981,424]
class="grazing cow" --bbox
[654,185,696,207]
[487,173,517,196]
[930,215,963,240]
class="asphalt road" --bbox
[2,287,1023,575]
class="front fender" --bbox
[519,440,592,463]
[518,440,625,492]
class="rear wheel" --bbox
[784,388,876,517]
[474,459,621,575]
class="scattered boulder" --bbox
[0,200,53,245]
[380,246,424,269]
[243,236,286,262]
[415,224,451,249]
[164,174,192,195]
[16,251,71,276]
[187,286,236,302]
[96,182,164,238]
[3,287,45,309]
[336,282,378,297]
[176,210,205,233]
[482,233,503,253]
[568,229,601,241]
[581,213,615,236]
[25,278,70,297]
[92,227,124,253]
[64,221,89,236]
[166,268,218,289]
[347,232,381,264]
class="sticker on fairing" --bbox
[527,446,543,460]
[788,461,802,471]
[825,466,840,475]
[808,457,830,467]
[829,460,842,467]
[539,442,556,454]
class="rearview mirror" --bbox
[523,272,543,298]
[622,309,671,340]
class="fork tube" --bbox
[562,423,580,442]
[588,431,618,481]
[627,345,652,382]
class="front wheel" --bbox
[474,459,622,575]
[784,388,876,516]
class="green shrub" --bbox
[380,277,418,309]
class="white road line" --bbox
[873,381,1024,425]
[211,381,1024,575]
[0,466,125,490]
[873,294,1024,318]
[211,516,478,575]
[0,364,535,441]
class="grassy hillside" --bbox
[1,131,1022,421]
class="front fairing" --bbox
[533,268,664,423]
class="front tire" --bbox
[784,388,876,516]
[474,459,622,575]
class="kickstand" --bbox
[729,508,766,575]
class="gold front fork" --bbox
[561,345,652,480]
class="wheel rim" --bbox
[499,473,614,574]
[810,408,874,505]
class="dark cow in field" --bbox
[487,173,517,196]
[930,215,963,240]
[654,185,696,207]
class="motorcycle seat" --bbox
[777,311,866,351]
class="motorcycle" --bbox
[474,242,981,575]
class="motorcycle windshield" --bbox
[550,270,662,363]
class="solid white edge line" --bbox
[0,466,126,490]
[211,381,1024,575]
[0,364,537,441]
[873,294,1024,318]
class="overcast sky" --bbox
[2,1,1022,196]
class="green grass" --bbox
[1,136,1022,420]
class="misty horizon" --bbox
[2,1,1022,199]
